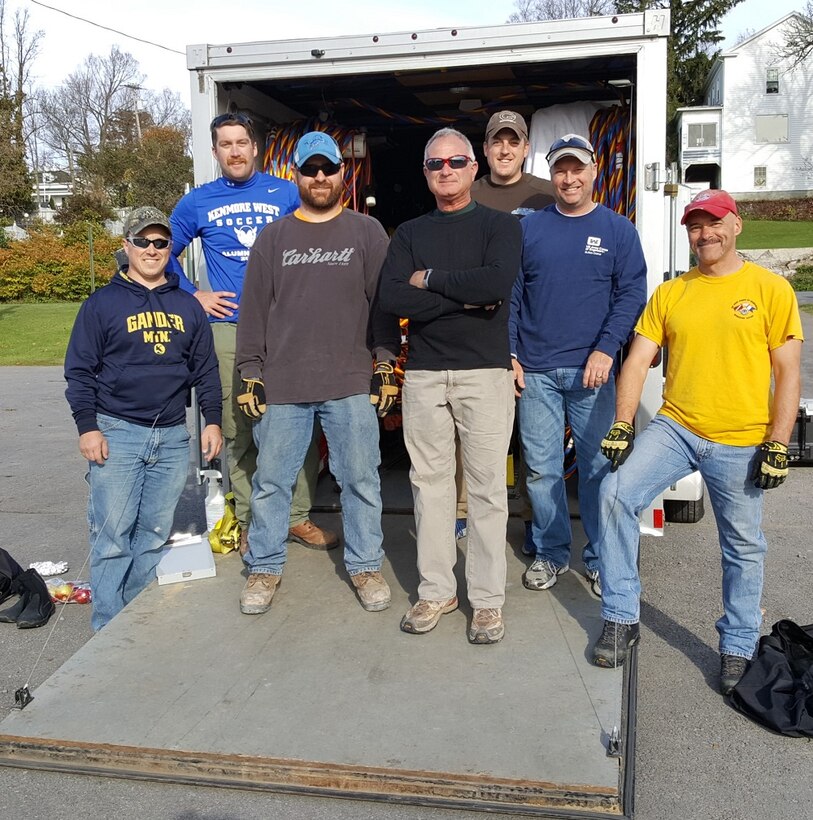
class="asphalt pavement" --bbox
[0,310,812,820]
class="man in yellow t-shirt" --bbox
[590,189,803,697]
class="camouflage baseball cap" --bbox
[123,206,171,237]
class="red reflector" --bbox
[653,508,664,529]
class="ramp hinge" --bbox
[14,686,33,710]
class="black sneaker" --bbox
[720,654,749,696]
[592,620,640,668]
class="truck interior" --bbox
[217,52,640,231]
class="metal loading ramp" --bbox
[0,511,634,817]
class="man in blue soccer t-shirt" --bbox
[169,113,338,554]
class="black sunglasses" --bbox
[128,236,171,250]
[424,155,472,171]
[297,161,342,178]
[210,112,252,129]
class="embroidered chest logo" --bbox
[731,299,758,319]
[584,236,608,257]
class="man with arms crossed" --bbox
[378,128,521,644]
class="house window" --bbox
[754,166,767,188]
[687,123,717,148]
[755,114,788,143]
[766,68,779,94]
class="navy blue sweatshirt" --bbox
[65,271,222,435]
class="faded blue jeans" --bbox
[247,394,384,576]
[87,414,190,631]
[518,368,616,572]
[597,414,766,659]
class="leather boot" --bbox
[14,569,55,629]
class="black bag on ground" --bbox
[729,619,813,737]
[0,547,24,606]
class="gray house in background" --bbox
[676,13,813,200]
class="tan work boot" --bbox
[469,607,504,644]
[351,571,391,611]
[288,520,339,550]
[239,573,280,614]
[239,528,249,558]
[400,597,458,634]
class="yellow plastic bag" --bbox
[208,492,241,554]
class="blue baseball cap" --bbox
[546,134,595,167]
[294,131,343,167]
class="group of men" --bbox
[65,107,802,696]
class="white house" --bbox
[676,13,813,200]
[33,170,73,223]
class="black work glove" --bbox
[369,361,398,417]
[237,379,266,420]
[601,421,635,471]
[752,440,789,489]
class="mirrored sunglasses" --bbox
[424,155,472,171]
[128,236,171,250]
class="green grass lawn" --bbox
[0,302,80,365]
[738,221,813,250]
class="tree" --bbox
[34,46,192,213]
[507,0,745,159]
[779,2,813,69]
[508,0,613,21]
[129,127,192,214]
[0,1,40,221]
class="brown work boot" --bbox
[469,608,505,644]
[400,597,458,634]
[239,573,280,614]
[351,571,391,611]
[239,527,249,558]
[288,520,339,550]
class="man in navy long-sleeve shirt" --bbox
[509,134,646,598]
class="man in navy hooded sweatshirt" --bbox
[65,206,223,631]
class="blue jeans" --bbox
[87,414,190,631]
[247,394,384,576]
[598,414,766,658]
[518,368,616,572]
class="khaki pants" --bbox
[402,368,514,609]
[212,323,319,528]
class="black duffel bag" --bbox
[729,619,813,737]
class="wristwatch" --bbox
[423,268,433,288]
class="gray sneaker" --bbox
[585,568,602,598]
[240,573,280,614]
[400,597,458,634]
[523,559,568,590]
[351,571,391,612]
[469,608,505,644]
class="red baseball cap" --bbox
[681,189,739,225]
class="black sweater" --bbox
[378,203,522,370]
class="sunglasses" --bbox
[128,236,171,250]
[210,112,252,129]
[424,155,472,171]
[297,161,342,178]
